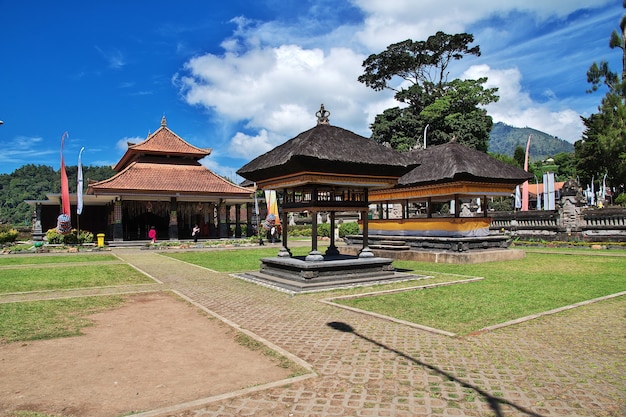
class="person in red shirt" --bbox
[148,226,157,243]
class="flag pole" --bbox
[77,147,85,246]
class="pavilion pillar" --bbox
[427,197,433,218]
[235,204,242,238]
[359,208,374,258]
[306,209,324,261]
[453,194,460,219]
[168,197,178,240]
[32,203,45,241]
[208,203,217,237]
[325,211,340,256]
[277,207,291,257]
[113,199,123,241]
[218,200,228,238]
[246,203,254,237]
[482,195,488,217]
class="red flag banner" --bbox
[60,132,70,215]
[57,132,72,234]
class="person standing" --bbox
[192,224,200,243]
[148,226,157,243]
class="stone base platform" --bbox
[236,254,415,293]
[340,245,525,264]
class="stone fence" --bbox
[489,203,626,242]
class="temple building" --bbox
[31,117,254,241]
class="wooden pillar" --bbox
[246,203,254,237]
[235,204,242,238]
[277,207,291,257]
[168,197,178,240]
[218,200,228,238]
[326,211,340,256]
[454,194,460,219]
[427,197,433,218]
[305,209,323,261]
[113,199,123,241]
[483,195,488,217]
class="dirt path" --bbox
[0,292,293,417]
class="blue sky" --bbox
[0,0,621,181]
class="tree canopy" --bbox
[0,164,115,226]
[358,32,498,152]
[577,2,626,194]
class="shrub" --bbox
[317,223,331,238]
[615,193,626,206]
[0,224,19,244]
[46,228,94,244]
[288,225,311,237]
[339,222,360,238]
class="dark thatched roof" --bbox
[398,142,533,186]
[237,124,417,183]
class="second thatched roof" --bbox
[398,142,533,186]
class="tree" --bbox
[359,32,499,151]
[577,2,626,195]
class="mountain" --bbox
[488,122,575,161]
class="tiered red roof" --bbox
[88,117,251,197]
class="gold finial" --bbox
[161,115,167,127]
[316,104,330,125]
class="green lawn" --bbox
[334,252,626,335]
[0,254,118,266]
[0,296,125,343]
[164,245,327,272]
[0,264,152,293]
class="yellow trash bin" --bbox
[97,233,105,247]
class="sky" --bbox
[0,0,622,182]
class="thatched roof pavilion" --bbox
[371,141,532,203]
[236,105,415,290]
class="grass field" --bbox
[163,245,327,272]
[333,252,626,335]
[1,248,624,344]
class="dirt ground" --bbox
[0,292,294,417]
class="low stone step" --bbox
[370,244,410,251]
[377,240,407,246]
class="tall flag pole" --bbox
[56,132,72,234]
[77,147,85,215]
[521,134,532,211]
[76,147,85,242]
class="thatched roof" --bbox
[237,124,416,183]
[398,142,533,186]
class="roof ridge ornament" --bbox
[161,115,167,127]
[316,104,330,125]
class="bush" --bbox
[0,224,19,244]
[339,222,360,238]
[46,228,94,244]
[317,223,331,238]
[288,225,311,237]
[615,193,626,206]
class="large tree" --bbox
[577,2,626,194]
[358,32,499,152]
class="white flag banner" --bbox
[77,147,85,215]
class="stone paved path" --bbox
[107,248,626,417]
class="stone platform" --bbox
[340,245,525,264]
[237,254,414,293]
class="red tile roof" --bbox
[89,160,252,196]
[114,118,211,171]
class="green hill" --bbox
[489,122,574,161]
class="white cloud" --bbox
[177,0,612,156]
[116,136,144,153]
[228,129,275,160]
[464,64,584,142]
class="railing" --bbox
[489,207,626,241]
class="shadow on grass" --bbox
[327,321,545,417]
